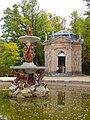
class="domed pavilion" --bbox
[43,30,83,75]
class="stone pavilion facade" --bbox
[43,30,83,75]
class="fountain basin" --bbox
[19,35,41,45]
[10,62,46,73]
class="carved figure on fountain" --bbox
[23,43,29,62]
[28,43,35,62]
[27,26,33,36]
[12,69,28,88]
[23,42,35,63]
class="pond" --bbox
[0,86,90,120]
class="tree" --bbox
[82,18,90,74]
[34,41,44,66]
[1,0,39,42]
[83,0,90,18]
[70,10,90,74]
[20,0,38,32]
[0,42,20,75]
[0,41,3,76]
[2,4,24,42]
[82,0,90,74]
[70,11,84,37]
[48,13,66,32]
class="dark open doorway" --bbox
[58,56,65,73]
[57,51,65,73]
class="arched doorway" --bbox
[58,51,66,73]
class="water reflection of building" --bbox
[49,89,82,111]
[43,30,83,75]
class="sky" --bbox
[38,0,86,18]
[0,0,86,36]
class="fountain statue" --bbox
[9,27,49,98]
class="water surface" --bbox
[0,86,90,120]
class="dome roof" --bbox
[54,30,77,40]
[43,30,83,45]
[54,30,76,36]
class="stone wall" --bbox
[71,43,82,74]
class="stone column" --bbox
[66,46,72,74]
[51,48,55,73]
[78,45,82,73]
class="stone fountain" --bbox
[9,27,49,98]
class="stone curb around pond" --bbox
[0,76,90,89]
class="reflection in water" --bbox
[0,87,90,120]
[58,91,65,109]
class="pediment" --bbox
[43,36,71,45]
[52,36,70,42]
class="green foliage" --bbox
[82,18,90,61]
[70,11,84,37]
[2,5,24,42]
[82,18,90,74]
[48,13,66,32]
[83,0,90,18]
[32,10,52,40]
[0,42,20,75]
[34,41,44,66]
[70,10,90,74]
